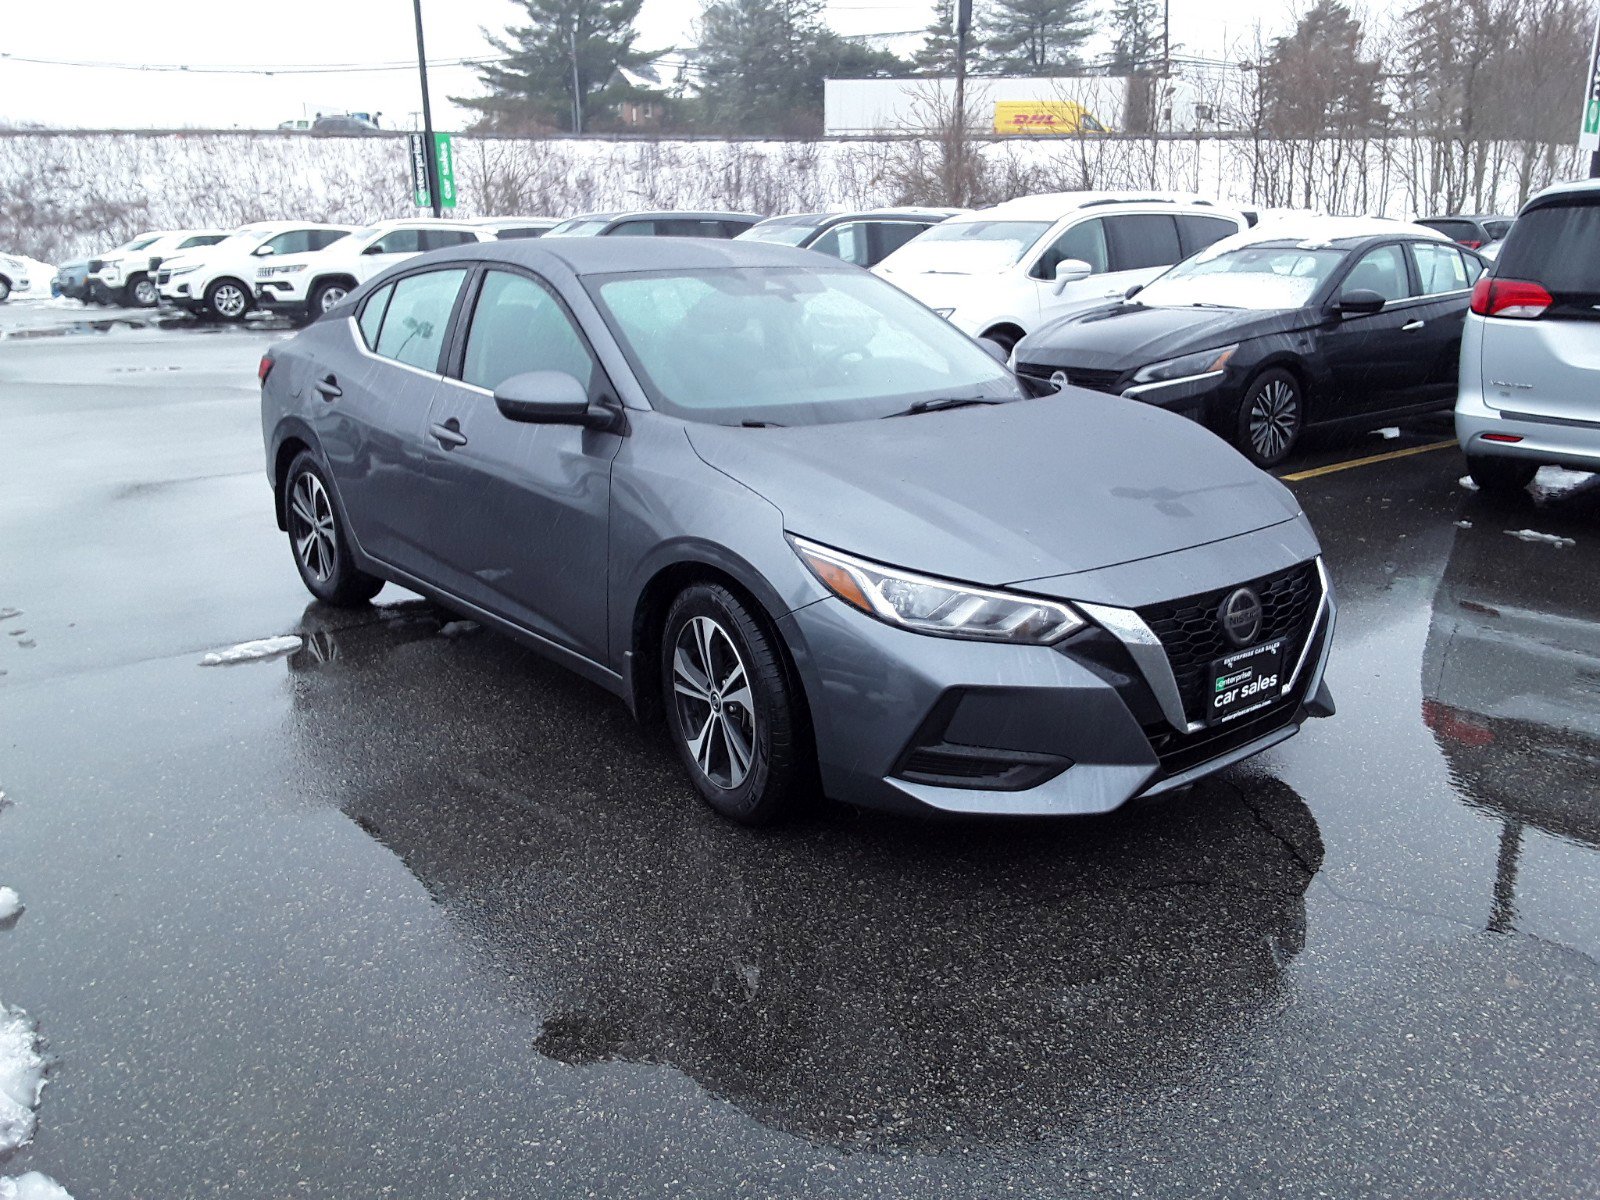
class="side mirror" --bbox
[1052,258,1093,294]
[978,337,1011,364]
[252,245,275,257]
[1124,283,1143,300]
[362,243,386,255]
[1337,288,1386,317]
[494,371,616,430]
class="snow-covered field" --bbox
[0,130,1585,263]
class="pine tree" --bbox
[1259,0,1386,136]
[979,0,1093,75]
[1107,0,1163,73]
[457,0,648,133]
[911,0,961,75]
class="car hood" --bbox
[1017,304,1308,371]
[685,393,1303,589]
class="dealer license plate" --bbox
[1207,639,1285,726]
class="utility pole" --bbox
[570,24,583,135]
[412,0,443,217]
[953,0,971,206]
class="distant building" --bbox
[610,56,700,128]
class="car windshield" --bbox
[122,236,161,252]
[547,218,612,237]
[877,220,1052,273]
[587,266,1024,426]
[1135,243,1348,310]
[737,220,821,246]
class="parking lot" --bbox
[1,298,1597,1197]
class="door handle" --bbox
[314,374,342,399]
[429,419,468,449]
[1401,319,1425,331]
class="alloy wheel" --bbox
[133,279,158,307]
[1248,378,1300,462]
[318,286,348,313]
[288,472,338,584]
[671,615,757,790]
[213,283,247,318]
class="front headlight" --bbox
[791,537,1084,644]
[257,264,308,277]
[167,264,199,277]
[1131,344,1238,385]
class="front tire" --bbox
[0,277,10,303]
[310,280,351,316]
[283,452,383,607]
[660,584,810,826]
[1465,454,1537,496]
[205,277,251,323]
[126,275,158,308]
[1236,368,1304,468]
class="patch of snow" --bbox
[0,1173,76,1200]
[0,888,21,926]
[438,620,479,638]
[1530,465,1592,501]
[1454,520,1473,529]
[1505,529,1575,548]
[1375,426,1401,439]
[1458,476,1479,492]
[0,1004,46,1156]
[199,635,302,666]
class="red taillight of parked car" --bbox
[258,355,274,385]
[1470,277,1552,319]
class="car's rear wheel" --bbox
[284,452,383,606]
[0,277,11,303]
[661,584,809,825]
[205,278,251,323]
[311,280,350,316]
[1465,453,1537,496]
[1237,368,1304,468]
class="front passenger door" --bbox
[422,268,623,661]
[1320,243,1426,417]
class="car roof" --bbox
[422,235,832,277]
[755,207,965,227]
[474,216,559,226]
[560,210,763,223]
[1232,216,1449,245]
[1418,213,1516,222]
[1522,176,1600,210]
[953,191,1232,221]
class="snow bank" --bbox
[0,888,21,926]
[0,1173,75,1200]
[199,635,303,666]
[1506,529,1576,547]
[0,1004,46,1156]
[1531,466,1592,501]
[438,620,479,638]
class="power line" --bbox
[0,51,494,76]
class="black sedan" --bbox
[1012,223,1487,466]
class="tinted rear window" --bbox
[1105,214,1182,271]
[1494,200,1600,305]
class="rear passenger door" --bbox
[316,266,468,577]
[422,267,623,661]
[1406,240,1480,403]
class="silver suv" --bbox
[1457,178,1600,493]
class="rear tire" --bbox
[1465,454,1537,496]
[283,452,383,607]
[1236,368,1304,468]
[205,277,251,323]
[660,584,810,826]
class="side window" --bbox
[1410,242,1472,295]
[1461,252,1485,284]
[495,227,544,240]
[264,230,315,256]
[1343,245,1414,302]
[368,229,424,254]
[610,221,657,237]
[810,223,871,266]
[309,230,347,252]
[180,235,225,249]
[717,221,752,238]
[657,219,723,238]
[1031,218,1108,280]
[1104,214,1183,271]
[358,283,393,349]
[871,221,931,262]
[1175,214,1238,258]
[422,229,477,250]
[461,270,598,395]
[372,268,466,371]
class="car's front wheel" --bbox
[0,277,10,303]
[1465,453,1537,496]
[1237,368,1304,468]
[205,278,251,323]
[311,280,350,316]
[661,584,810,825]
[283,452,383,606]
[126,276,158,308]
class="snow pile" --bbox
[0,1005,46,1156]
[1375,426,1401,439]
[438,620,479,639]
[1458,476,1480,492]
[0,888,21,927]
[1506,529,1576,547]
[199,635,303,666]
[1530,466,1592,501]
[0,1174,74,1200]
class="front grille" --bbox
[1015,361,1125,394]
[1137,560,1321,724]
[157,270,172,285]
[87,258,104,272]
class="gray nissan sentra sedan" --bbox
[260,237,1336,825]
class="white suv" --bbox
[90,230,229,308]
[872,192,1247,352]
[157,222,355,321]
[1457,178,1600,493]
[254,219,488,320]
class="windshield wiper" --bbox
[887,397,1007,418]
[741,419,785,428]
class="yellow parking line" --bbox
[1280,439,1458,482]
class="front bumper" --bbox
[780,560,1335,817]
[254,280,310,315]
[1015,361,1235,431]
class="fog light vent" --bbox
[896,742,1071,791]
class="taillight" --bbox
[1470,277,1551,319]
[1462,239,1483,249]
[258,355,274,384]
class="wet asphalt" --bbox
[1,301,1597,1198]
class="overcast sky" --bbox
[0,0,1309,130]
